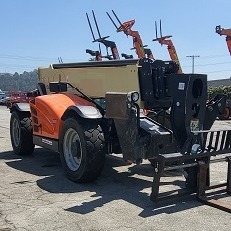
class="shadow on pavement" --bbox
[0,148,210,217]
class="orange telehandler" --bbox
[8,18,231,210]
[215,25,231,119]
[216,25,231,55]
[86,11,133,61]
[153,20,182,74]
[107,10,154,59]
[86,10,120,60]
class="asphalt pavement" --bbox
[0,105,230,231]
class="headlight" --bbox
[127,91,139,103]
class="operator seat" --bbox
[37,82,47,95]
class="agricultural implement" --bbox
[153,20,182,74]
[8,17,231,212]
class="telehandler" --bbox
[216,25,231,55]
[107,10,154,59]
[86,11,120,60]
[153,20,183,74]
[215,25,231,120]
[9,57,231,209]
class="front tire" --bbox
[59,118,105,183]
[10,111,34,155]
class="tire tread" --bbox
[10,111,34,156]
[60,118,105,183]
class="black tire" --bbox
[10,111,34,155]
[59,118,105,183]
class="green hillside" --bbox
[0,70,38,92]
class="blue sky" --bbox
[0,0,230,80]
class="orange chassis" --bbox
[28,92,101,152]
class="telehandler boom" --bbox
[153,20,182,74]
[216,25,231,55]
[107,10,154,59]
[86,11,120,60]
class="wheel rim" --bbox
[63,128,82,171]
[12,117,21,147]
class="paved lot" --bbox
[0,105,230,231]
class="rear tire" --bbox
[10,111,34,155]
[59,118,105,183]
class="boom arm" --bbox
[153,36,182,74]
[107,11,152,59]
[86,11,120,60]
[153,21,182,74]
[117,20,146,58]
[95,38,120,60]
[216,25,231,55]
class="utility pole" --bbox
[186,55,200,73]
